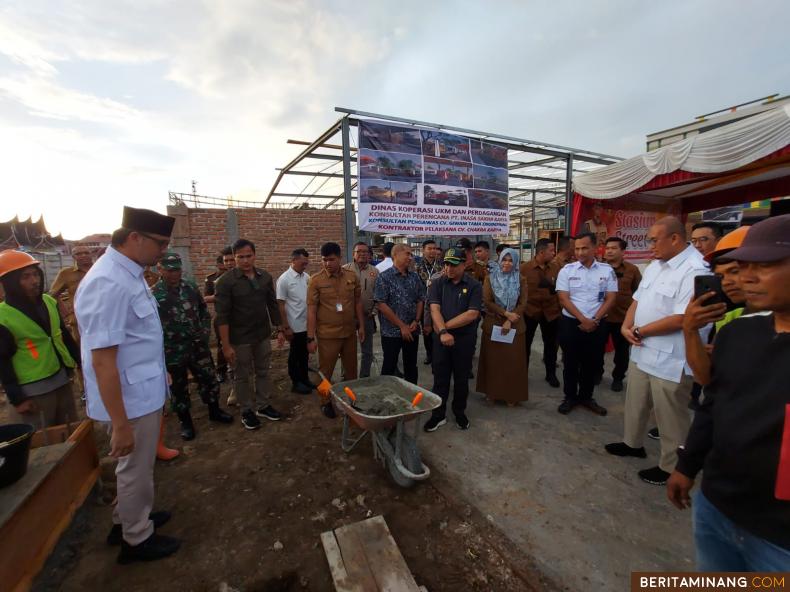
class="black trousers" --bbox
[288,331,310,386]
[431,331,476,419]
[214,320,227,375]
[525,314,559,376]
[381,332,419,385]
[558,316,607,402]
[597,321,630,381]
[423,330,433,362]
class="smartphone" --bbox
[694,275,725,304]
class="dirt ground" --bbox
[1,347,557,592]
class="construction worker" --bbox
[0,250,80,429]
[153,252,233,440]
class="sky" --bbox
[0,0,787,239]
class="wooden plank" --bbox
[332,521,381,592]
[348,515,420,592]
[321,531,364,592]
[0,420,98,592]
[30,423,78,449]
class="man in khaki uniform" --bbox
[599,237,642,391]
[342,242,378,377]
[49,245,93,342]
[307,242,364,418]
[520,238,562,387]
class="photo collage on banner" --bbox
[357,121,509,235]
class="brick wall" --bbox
[178,206,347,286]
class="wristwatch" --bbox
[306,336,315,343]
[438,329,449,336]
[633,327,642,340]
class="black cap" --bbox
[455,238,472,250]
[122,206,175,237]
[727,214,790,263]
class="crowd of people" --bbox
[0,205,787,571]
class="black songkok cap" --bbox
[122,206,175,237]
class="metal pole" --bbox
[518,215,524,262]
[341,116,355,263]
[564,154,574,235]
[531,191,537,259]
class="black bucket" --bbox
[0,423,35,488]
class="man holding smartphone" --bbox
[667,214,790,571]
[605,216,709,486]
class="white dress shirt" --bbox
[556,260,618,319]
[276,266,309,333]
[631,244,710,383]
[75,247,168,421]
[375,257,393,273]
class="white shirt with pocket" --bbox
[631,244,710,383]
[75,247,168,421]
[276,266,309,333]
[556,260,618,320]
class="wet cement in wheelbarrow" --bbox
[344,385,418,416]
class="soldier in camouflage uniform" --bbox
[153,252,233,440]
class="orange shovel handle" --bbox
[412,392,423,407]
[343,386,357,401]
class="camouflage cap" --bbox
[443,247,463,266]
[159,251,182,270]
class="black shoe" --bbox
[255,405,282,421]
[580,398,607,416]
[423,416,447,432]
[455,413,470,430]
[423,357,432,365]
[611,378,624,392]
[117,533,181,564]
[207,403,233,424]
[604,442,647,458]
[639,466,670,485]
[241,410,261,430]
[107,511,172,546]
[305,380,318,389]
[557,399,576,415]
[648,427,660,440]
[177,411,195,441]
[545,374,560,388]
[291,382,312,395]
[321,402,337,419]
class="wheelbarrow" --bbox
[329,376,442,488]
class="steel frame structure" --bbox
[263,108,623,249]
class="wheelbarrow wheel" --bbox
[384,430,423,489]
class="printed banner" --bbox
[572,196,682,263]
[357,121,509,235]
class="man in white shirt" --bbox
[375,242,395,273]
[556,232,618,416]
[605,216,710,486]
[75,206,181,564]
[276,248,312,394]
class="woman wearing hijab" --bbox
[476,248,529,405]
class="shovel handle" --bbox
[412,392,424,407]
[343,387,357,401]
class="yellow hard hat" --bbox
[0,250,40,278]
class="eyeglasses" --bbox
[137,231,170,248]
